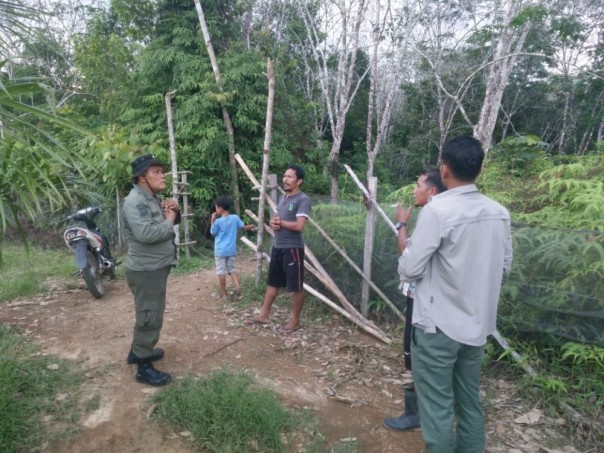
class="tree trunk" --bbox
[474,0,530,150]
[256,59,275,285]
[193,0,241,214]
[299,0,368,203]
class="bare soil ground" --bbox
[0,260,581,453]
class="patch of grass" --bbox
[84,394,101,413]
[0,325,83,451]
[151,368,298,452]
[0,243,76,302]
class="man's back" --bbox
[400,184,512,346]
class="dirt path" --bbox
[0,261,580,452]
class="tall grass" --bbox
[151,368,298,452]
[0,243,75,302]
[0,326,83,451]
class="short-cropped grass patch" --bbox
[0,325,83,451]
[0,243,75,302]
[151,368,299,452]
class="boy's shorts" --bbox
[267,247,304,292]
[215,256,236,275]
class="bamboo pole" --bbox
[165,90,180,254]
[240,237,391,344]
[361,176,377,316]
[344,164,397,232]
[344,164,536,376]
[237,155,402,320]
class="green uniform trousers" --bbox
[126,266,171,359]
[411,327,486,453]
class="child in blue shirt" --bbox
[210,196,255,299]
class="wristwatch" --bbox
[395,221,407,230]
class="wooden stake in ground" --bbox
[165,90,180,252]
[255,58,275,285]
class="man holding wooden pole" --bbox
[399,136,512,452]
[245,165,311,333]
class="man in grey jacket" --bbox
[122,154,180,386]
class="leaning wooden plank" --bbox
[491,330,536,376]
[311,220,404,321]
[240,237,391,345]
[344,164,398,234]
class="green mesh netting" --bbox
[303,197,604,347]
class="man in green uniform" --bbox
[122,154,180,386]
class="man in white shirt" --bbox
[399,136,513,452]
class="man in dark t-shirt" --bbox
[245,165,311,333]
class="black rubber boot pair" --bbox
[383,387,421,431]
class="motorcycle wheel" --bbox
[82,250,105,299]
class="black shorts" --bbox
[267,247,304,293]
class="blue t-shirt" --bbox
[210,214,244,257]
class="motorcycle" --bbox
[63,206,117,298]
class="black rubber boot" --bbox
[384,387,421,431]
[135,361,171,386]
[126,348,165,365]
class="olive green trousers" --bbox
[411,327,486,453]
[126,267,171,359]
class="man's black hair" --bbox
[423,169,447,193]
[441,136,484,181]
[214,195,231,211]
[287,164,305,181]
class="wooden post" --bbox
[268,173,277,251]
[256,58,275,285]
[344,164,397,233]
[361,177,377,316]
[165,90,180,256]
[178,171,195,259]
[192,0,241,214]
